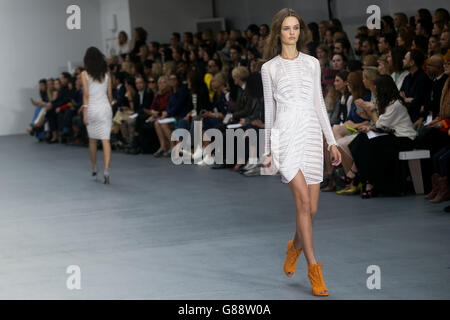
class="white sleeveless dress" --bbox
[86,72,113,140]
[261,52,337,185]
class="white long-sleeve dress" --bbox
[261,52,337,185]
[86,72,113,140]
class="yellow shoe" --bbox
[308,263,329,296]
[283,240,302,277]
[336,182,362,195]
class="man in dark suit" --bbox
[125,76,154,154]
[400,49,432,123]
[45,72,72,143]
[112,71,127,115]
[415,54,448,128]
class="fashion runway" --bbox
[0,134,449,299]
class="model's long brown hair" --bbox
[84,47,107,82]
[262,8,311,62]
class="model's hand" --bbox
[330,145,342,166]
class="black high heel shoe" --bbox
[361,183,376,199]
[339,168,357,184]
[92,167,98,180]
[103,174,110,184]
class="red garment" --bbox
[58,103,72,111]
[150,92,170,113]
[440,118,450,133]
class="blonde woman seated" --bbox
[153,74,190,158]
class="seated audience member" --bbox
[28,79,49,140]
[330,70,371,194]
[112,76,137,148]
[332,70,371,143]
[125,76,154,154]
[333,68,379,193]
[334,38,353,58]
[349,75,418,197]
[153,73,190,157]
[332,53,347,71]
[111,71,127,115]
[45,74,72,143]
[439,30,449,55]
[109,31,131,58]
[415,55,448,128]
[360,36,377,58]
[428,35,442,56]
[322,68,339,114]
[322,70,351,191]
[363,54,379,68]
[397,27,414,51]
[416,51,450,193]
[378,32,396,55]
[400,49,432,123]
[204,58,222,103]
[426,145,450,203]
[228,72,265,171]
[70,73,87,144]
[175,70,211,155]
[388,46,409,89]
[377,54,392,75]
[134,75,170,154]
[197,72,231,166]
[346,59,363,72]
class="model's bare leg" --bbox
[101,139,111,170]
[288,169,317,265]
[293,182,319,251]
[89,138,97,169]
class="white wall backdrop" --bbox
[0,0,102,136]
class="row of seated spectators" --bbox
[27,7,450,208]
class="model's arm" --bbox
[107,72,113,107]
[261,63,276,156]
[81,71,89,123]
[313,58,338,148]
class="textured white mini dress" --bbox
[261,52,337,185]
[86,72,113,140]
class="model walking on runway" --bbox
[81,47,113,184]
[261,8,342,296]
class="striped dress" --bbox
[261,52,337,185]
[86,72,113,140]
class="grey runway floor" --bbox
[0,134,449,299]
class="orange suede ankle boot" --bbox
[307,263,329,296]
[283,240,302,277]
